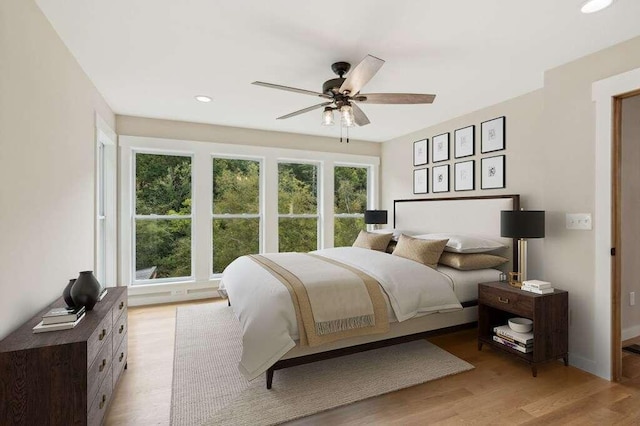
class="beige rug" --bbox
[171,303,473,426]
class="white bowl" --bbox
[508,317,533,333]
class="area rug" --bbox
[171,303,474,426]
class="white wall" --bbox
[381,90,545,277]
[116,115,381,157]
[0,0,115,339]
[380,35,640,378]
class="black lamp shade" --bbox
[364,210,388,225]
[501,210,545,239]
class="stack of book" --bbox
[32,306,86,333]
[492,324,533,353]
[521,279,554,294]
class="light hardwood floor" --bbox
[106,299,640,425]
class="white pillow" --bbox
[368,228,414,241]
[413,233,507,254]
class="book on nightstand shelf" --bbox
[493,335,533,353]
[493,325,533,345]
[33,313,85,333]
[42,306,86,325]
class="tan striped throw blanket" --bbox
[249,253,389,347]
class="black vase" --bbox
[63,279,76,307]
[71,271,101,311]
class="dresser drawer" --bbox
[113,291,127,323]
[87,312,113,368]
[113,308,127,352]
[88,337,113,404]
[88,365,113,426]
[479,285,534,317]
[113,335,128,389]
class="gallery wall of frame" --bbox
[411,116,506,195]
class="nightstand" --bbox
[477,281,568,377]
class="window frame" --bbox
[95,114,117,288]
[210,154,264,277]
[119,136,379,302]
[277,159,322,252]
[131,149,195,286]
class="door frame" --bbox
[612,89,640,381]
[592,66,640,381]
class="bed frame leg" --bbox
[266,368,274,389]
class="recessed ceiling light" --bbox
[195,95,212,103]
[581,0,613,14]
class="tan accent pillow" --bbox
[439,252,509,271]
[352,230,393,251]
[392,234,448,269]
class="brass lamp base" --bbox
[508,272,522,288]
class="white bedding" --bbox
[436,266,503,303]
[220,247,462,380]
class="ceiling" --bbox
[36,0,640,142]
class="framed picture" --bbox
[454,125,475,158]
[454,160,475,191]
[432,133,449,163]
[481,155,505,189]
[481,116,506,153]
[432,165,449,193]
[413,139,428,166]
[413,168,428,194]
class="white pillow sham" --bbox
[368,228,415,241]
[413,233,507,254]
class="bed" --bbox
[221,194,520,388]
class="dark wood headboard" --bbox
[393,195,520,272]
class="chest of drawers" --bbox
[0,287,128,425]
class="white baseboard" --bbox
[569,353,604,379]
[622,324,640,342]
[128,288,221,307]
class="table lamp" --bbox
[364,210,388,230]
[500,209,545,283]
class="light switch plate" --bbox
[566,213,592,230]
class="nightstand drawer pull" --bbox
[99,394,106,410]
[119,352,124,363]
[98,358,106,372]
[498,297,509,304]
[119,301,125,310]
[98,329,106,341]
[119,324,124,334]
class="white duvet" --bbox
[219,247,462,380]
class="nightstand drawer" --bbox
[479,285,533,317]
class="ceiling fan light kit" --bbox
[252,54,436,139]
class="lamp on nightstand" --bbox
[500,209,545,283]
[364,210,388,230]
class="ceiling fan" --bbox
[252,54,436,128]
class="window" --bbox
[334,165,369,247]
[134,153,192,283]
[96,142,106,284]
[212,157,261,274]
[278,162,320,252]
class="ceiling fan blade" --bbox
[252,81,332,99]
[339,55,385,96]
[276,102,333,120]
[354,93,436,104]
[351,103,370,126]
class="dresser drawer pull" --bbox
[498,297,509,304]
[98,359,106,372]
[99,394,106,410]
[119,324,125,334]
[119,352,124,363]
[119,301,125,310]
[98,329,106,341]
